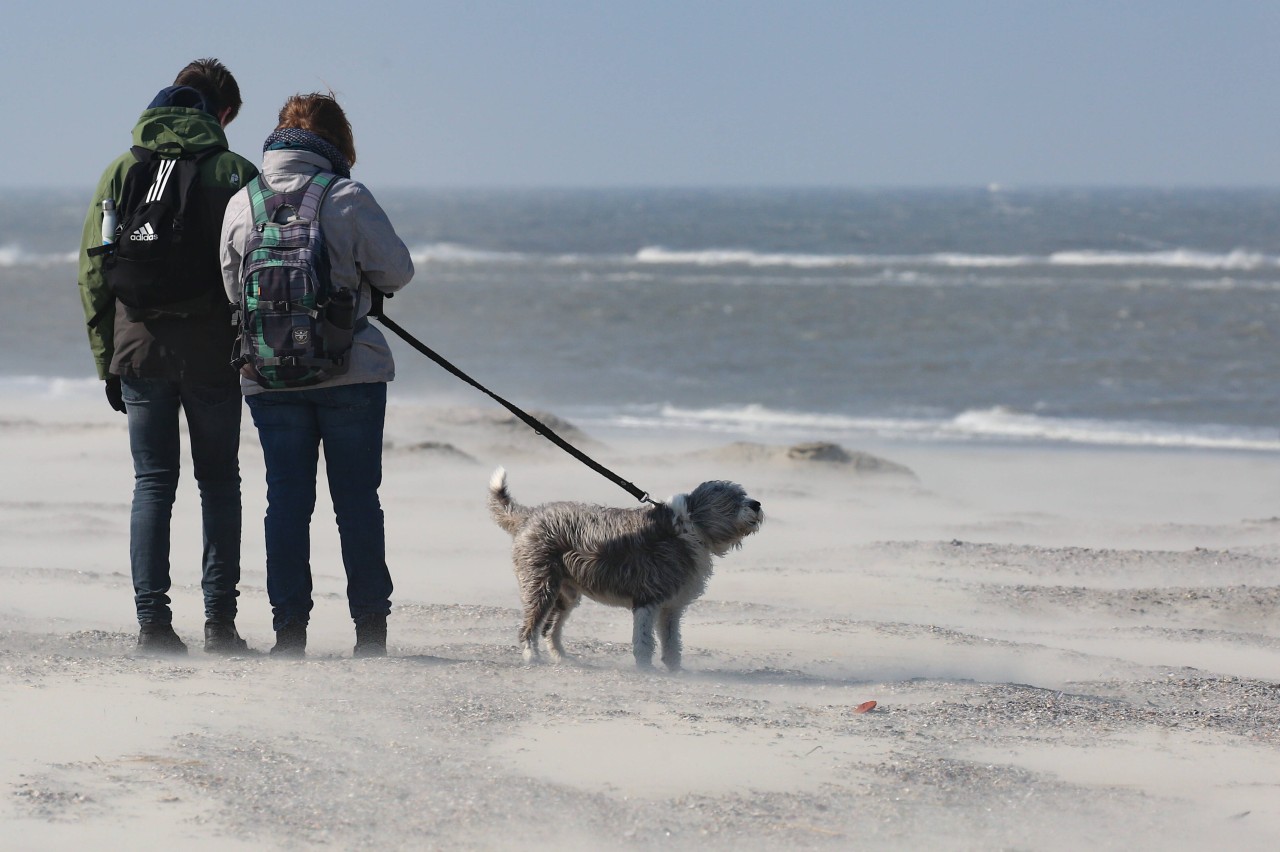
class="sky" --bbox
[5,0,1280,190]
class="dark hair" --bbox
[276,93,357,167]
[173,58,242,123]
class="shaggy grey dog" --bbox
[488,467,763,671]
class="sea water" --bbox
[4,186,1279,451]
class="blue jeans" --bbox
[121,378,242,625]
[245,382,392,630]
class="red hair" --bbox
[276,93,356,167]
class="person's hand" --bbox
[105,376,126,414]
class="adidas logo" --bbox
[129,223,160,242]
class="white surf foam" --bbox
[408,243,531,264]
[633,246,1280,272]
[0,244,78,267]
[0,375,102,399]
[1047,249,1270,271]
[946,407,1280,451]
[587,403,1280,452]
[372,241,1280,275]
[634,246,874,269]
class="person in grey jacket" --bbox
[220,92,414,658]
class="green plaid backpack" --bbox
[232,173,357,388]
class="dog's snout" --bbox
[747,500,761,512]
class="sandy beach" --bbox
[3,393,1279,850]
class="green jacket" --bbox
[77,106,258,382]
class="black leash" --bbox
[369,288,659,506]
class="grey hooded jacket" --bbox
[219,149,415,394]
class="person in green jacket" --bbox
[77,59,259,656]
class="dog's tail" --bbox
[488,467,531,535]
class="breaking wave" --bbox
[400,242,1280,273]
[634,246,1277,271]
[0,244,78,267]
[584,403,1280,452]
[11,237,1261,274]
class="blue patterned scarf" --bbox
[263,128,351,178]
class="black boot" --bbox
[353,614,387,658]
[203,619,250,655]
[270,622,307,658]
[137,623,188,657]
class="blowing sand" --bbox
[2,395,1279,850]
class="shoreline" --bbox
[4,372,1280,454]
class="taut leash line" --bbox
[369,289,658,506]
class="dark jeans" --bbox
[121,377,242,625]
[245,382,392,630]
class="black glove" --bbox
[104,376,126,414]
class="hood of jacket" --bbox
[131,100,229,155]
[258,148,335,192]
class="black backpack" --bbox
[87,144,223,321]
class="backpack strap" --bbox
[246,175,275,226]
[256,354,339,368]
[297,172,337,220]
[254,298,321,319]
[129,143,223,163]
[86,301,113,329]
[248,171,337,226]
[168,146,223,244]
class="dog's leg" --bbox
[631,604,658,670]
[657,606,684,672]
[545,588,580,663]
[542,607,564,661]
[519,574,560,665]
[540,603,560,637]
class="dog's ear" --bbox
[667,492,694,536]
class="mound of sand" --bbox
[694,440,916,477]
[388,405,602,459]
[389,440,477,463]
